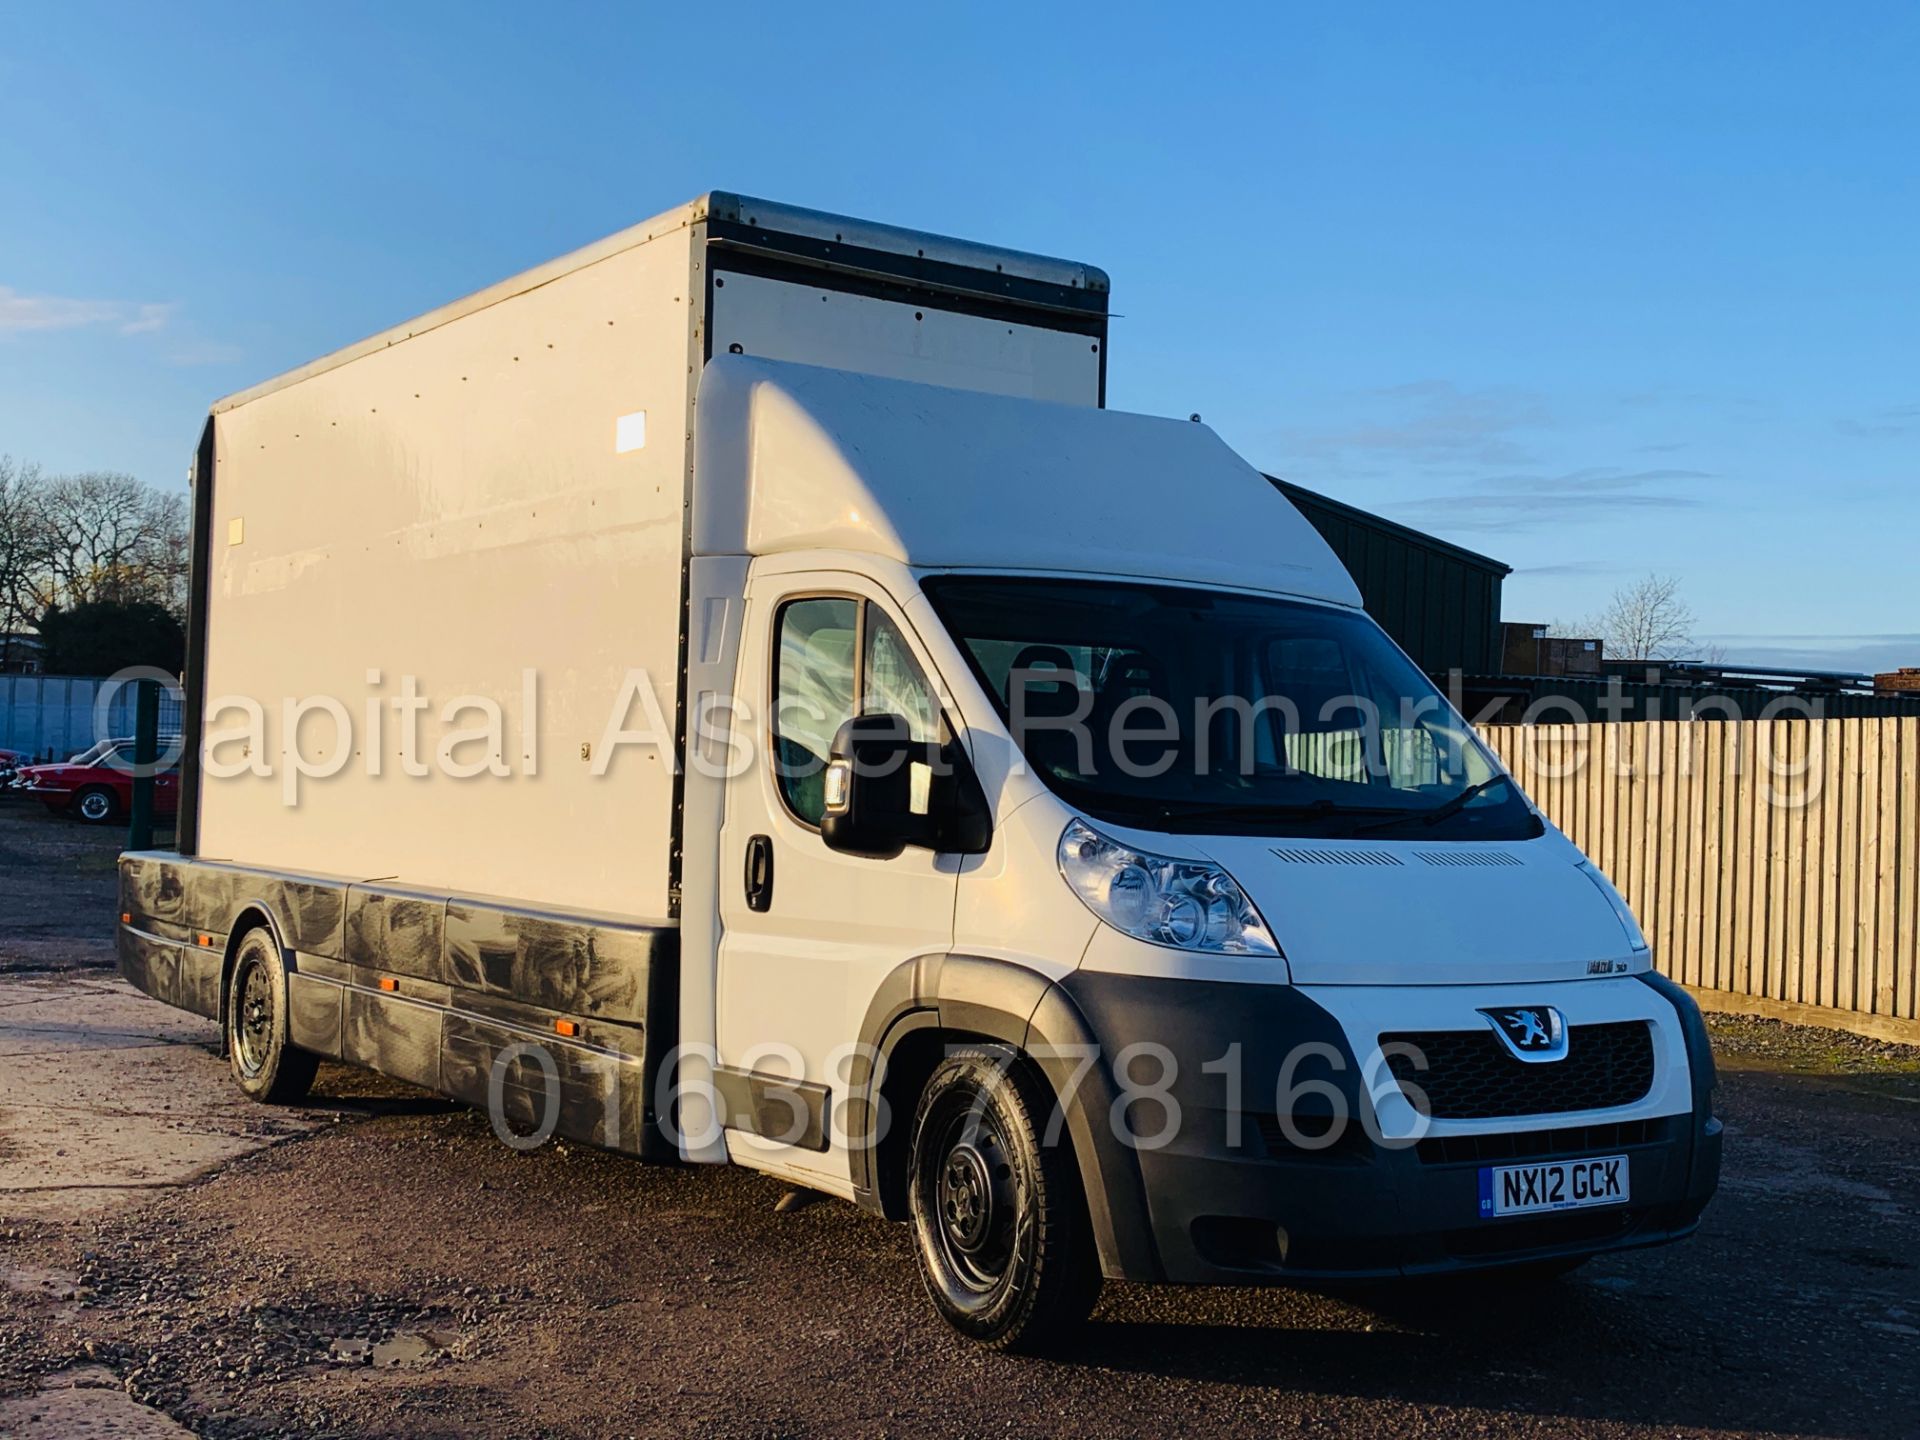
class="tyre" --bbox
[73,786,118,824]
[224,929,319,1103]
[907,1045,1102,1352]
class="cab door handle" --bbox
[744,834,774,912]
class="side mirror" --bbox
[820,714,990,860]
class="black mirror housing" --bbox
[819,714,933,860]
[820,714,990,860]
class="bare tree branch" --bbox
[33,471,188,618]
[0,456,51,668]
[0,461,189,670]
[1592,572,1700,661]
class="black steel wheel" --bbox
[224,928,318,1103]
[907,1045,1101,1351]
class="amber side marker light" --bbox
[377,977,399,993]
[196,932,215,948]
[554,1019,580,1038]
[120,912,131,924]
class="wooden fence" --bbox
[1482,718,1920,1043]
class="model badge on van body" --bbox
[1480,1004,1568,1062]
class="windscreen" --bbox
[924,576,1541,841]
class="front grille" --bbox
[1381,1021,1655,1120]
[1415,1116,1672,1166]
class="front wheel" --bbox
[907,1046,1102,1352]
[73,786,118,824]
[225,929,318,1103]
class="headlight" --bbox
[1577,861,1648,952]
[1058,818,1279,956]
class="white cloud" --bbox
[1272,381,1554,469]
[120,302,177,335]
[0,285,120,332]
[0,284,175,335]
[1697,633,1920,674]
[1836,402,1920,439]
[1385,466,1715,534]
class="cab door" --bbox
[714,568,960,1192]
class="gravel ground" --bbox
[0,794,172,975]
[1,802,1916,1439]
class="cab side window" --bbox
[772,597,859,825]
[863,608,940,744]
[863,607,944,817]
[772,598,947,827]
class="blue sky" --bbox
[2,2,1914,670]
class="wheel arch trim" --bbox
[849,952,1160,1283]
[216,901,293,1041]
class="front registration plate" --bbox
[1478,1155,1629,1217]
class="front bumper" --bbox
[1052,969,1722,1285]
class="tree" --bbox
[35,471,189,619]
[1584,573,1702,661]
[37,598,186,676]
[0,460,191,671]
[0,456,51,668]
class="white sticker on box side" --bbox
[615,411,647,454]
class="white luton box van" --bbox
[119,192,1720,1350]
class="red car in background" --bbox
[9,738,180,824]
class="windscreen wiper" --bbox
[1347,775,1513,836]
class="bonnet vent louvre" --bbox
[1414,850,1524,868]
[1269,848,1403,867]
